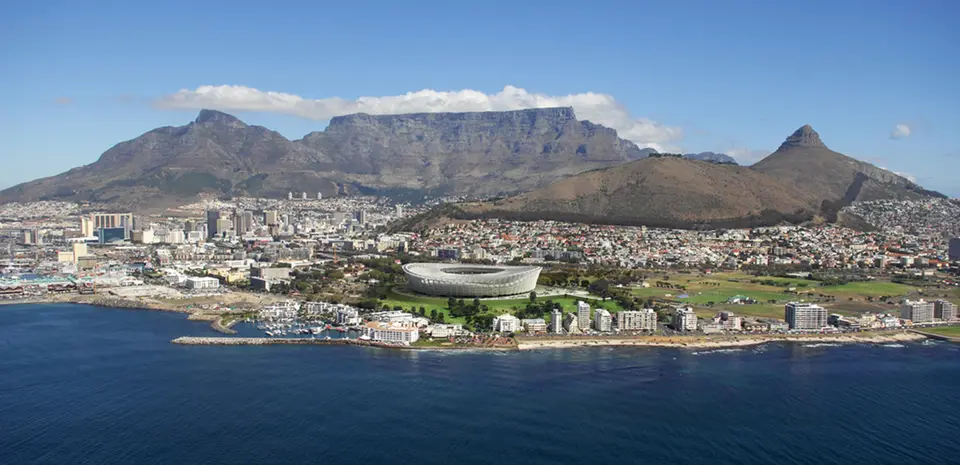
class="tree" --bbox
[430,309,438,320]
[437,313,446,323]
[447,297,456,309]
[529,291,537,303]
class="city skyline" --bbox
[2,0,958,195]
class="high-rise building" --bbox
[900,299,935,323]
[395,205,403,217]
[577,301,591,331]
[301,192,308,200]
[950,238,960,262]
[184,220,195,233]
[549,309,563,333]
[206,210,221,238]
[317,192,323,200]
[785,302,827,330]
[618,309,657,331]
[287,191,293,200]
[89,212,132,239]
[265,210,279,226]
[594,308,612,332]
[563,312,581,334]
[80,217,94,237]
[934,300,956,321]
[216,218,234,237]
[356,210,368,225]
[233,210,254,235]
[673,307,698,331]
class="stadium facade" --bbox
[402,263,542,297]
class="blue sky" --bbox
[2,0,958,195]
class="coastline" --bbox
[2,300,945,351]
[514,331,927,350]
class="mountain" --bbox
[752,125,945,218]
[683,151,738,164]
[297,107,644,195]
[458,157,818,229]
[0,108,646,207]
[451,125,945,229]
[0,110,341,206]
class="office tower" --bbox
[287,191,293,200]
[785,302,828,330]
[184,220,195,233]
[950,238,960,262]
[206,210,220,238]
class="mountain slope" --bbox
[460,157,818,229]
[752,125,943,215]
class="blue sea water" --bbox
[1,304,959,465]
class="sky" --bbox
[2,0,958,195]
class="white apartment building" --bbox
[429,324,464,338]
[785,302,827,330]
[617,309,657,331]
[260,300,301,319]
[335,307,361,326]
[594,309,612,332]
[563,312,580,334]
[522,318,547,333]
[934,300,956,321]
[577,301,591,331]
[549,309,563,333]
[673,307,698,331]
[900,299,935,323]
[184,276,220,290]
[364,321,419,344]
[493,314,520,333]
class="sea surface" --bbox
[2,304,959,465]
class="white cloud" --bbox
[890,123,912,139]
[725,147,770,165]
[155,85,682,149]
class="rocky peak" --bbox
[778,124,826,150]
[194,109,246,128]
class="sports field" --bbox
[380,288,622,324]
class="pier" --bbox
[172,336,358,346]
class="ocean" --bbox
[2,303,958,465]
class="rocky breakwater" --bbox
[172,337,356,346]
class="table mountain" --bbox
[0,107,647,207]
[297,107,644,194]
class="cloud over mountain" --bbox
[890,123,912,139]
[155,85,682,150]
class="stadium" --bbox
[402,263,542,297]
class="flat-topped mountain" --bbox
[0,107,648,207]
[297,107,645,194]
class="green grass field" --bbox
[380,288,622,324]
[920,326,960,338]
[627,272,928,320]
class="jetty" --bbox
[172,336,358,346]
